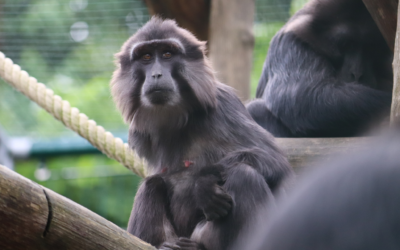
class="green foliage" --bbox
[290,0,309,15]
[251,22,285,97]
[0,0,147,137]
[16,154,141,227]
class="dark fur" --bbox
[247,0,393,137]
[239,130,400,250]
[111,17,293,250]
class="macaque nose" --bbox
[152,72,162,79]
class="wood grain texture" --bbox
[391,0,400,124]
[0,165,156,250]
[208,0,255,101]
[362,0,398,52]
[0,166,48,249]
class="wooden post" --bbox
[0,165,155,250]
[143,0,211,41]
[362,0,398,52]
[391,0,400,124]
[208,0,255,101]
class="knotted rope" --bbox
[0,52,146,177]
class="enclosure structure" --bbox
[0,0,399,248]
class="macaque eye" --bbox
[163,52,172,59]
[142,54,152,60]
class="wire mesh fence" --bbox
[0,0,149,137]
[0,0,308,138]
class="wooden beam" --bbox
[0,165,156,250]
[208,0,255,101]
[276,137,372,168]
[362,0,398,52]
[0,136,376,249]
[392,0,400,124]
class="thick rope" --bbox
[0,52,147,178]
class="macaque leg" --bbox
[127,175,177,248]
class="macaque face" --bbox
[130,39,185,107]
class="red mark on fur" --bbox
[184,160,194,168]
[161,167,168,173]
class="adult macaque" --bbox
[247,0,393,137]
[111,17,293,250]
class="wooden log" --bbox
[362,0,398,52]
[0,165,156,250]
[392,0,400,124]
[276,137,372,168]
[0,164,49,249]
[142,0,211,42]
[208,0,255,101]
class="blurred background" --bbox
[0,0,307,228]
